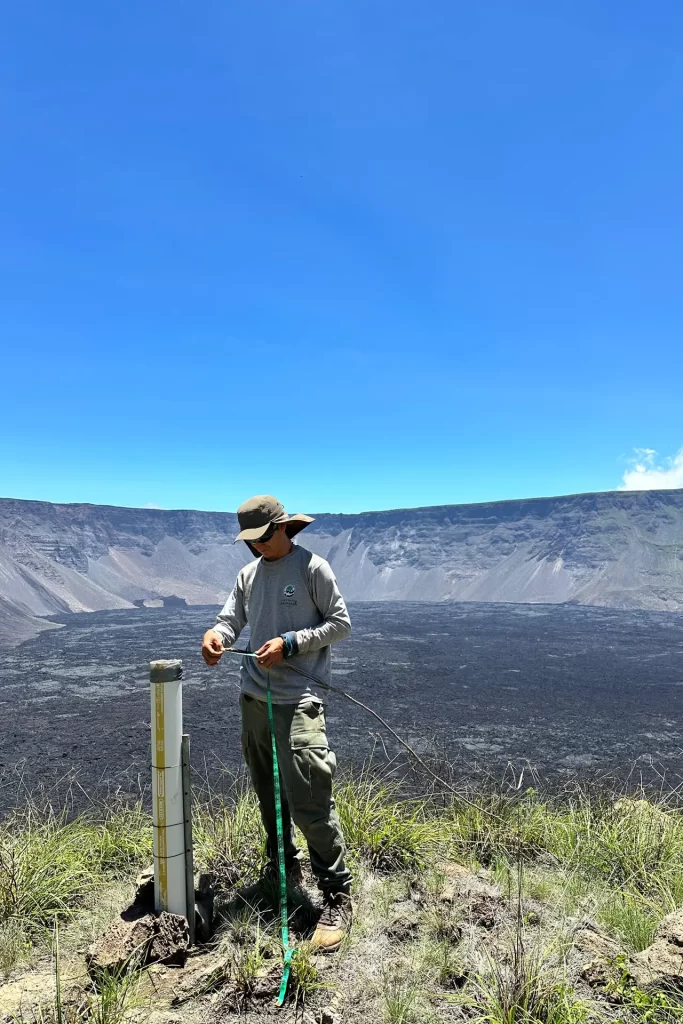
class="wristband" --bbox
[280,631,299,659]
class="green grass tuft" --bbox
[289,942,325,1005]
[381,966,423,1024]
[192,775,265,887]
[0,802,151,929]
[0,918,32,979]
[461,944,588,1024]
[597,892,660,953]
[335,767,445,870]
[0,799,151,976]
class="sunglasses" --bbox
[253,523,278,544]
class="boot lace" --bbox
[318,893,346,927]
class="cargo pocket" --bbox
[289,699,328,750]
[289,700,334,813]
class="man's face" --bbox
[251,523,290,560]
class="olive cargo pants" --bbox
[240,692,352,894]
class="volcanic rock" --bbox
[86,911,189,978]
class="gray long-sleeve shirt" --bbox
[211,544,351,703]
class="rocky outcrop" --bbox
[631,910,683,991]
[1,487,683,644]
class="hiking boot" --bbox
[311,891,352,953]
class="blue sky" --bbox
[1,1,682,514]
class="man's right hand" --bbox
[202,629,225,666]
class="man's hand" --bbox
[202,629,225,666]
[255,637,285,668]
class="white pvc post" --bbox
[150,659,187,918]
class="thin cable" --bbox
[227,649,510,823]
[283,660,500,815]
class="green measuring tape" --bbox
[266,680,296,1006]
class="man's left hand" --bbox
[255,637,285,668]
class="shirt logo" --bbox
[283,584,296,597]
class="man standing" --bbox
[201,495,353,952]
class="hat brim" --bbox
[235,514,314,543]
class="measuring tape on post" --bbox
[266,678,296,1006]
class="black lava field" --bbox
[1,602,683,812]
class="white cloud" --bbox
[143,502,164,510]
[620,448,683,490]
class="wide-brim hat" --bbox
[234,494,314,542]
